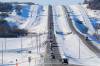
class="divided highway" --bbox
[44,5,62,66]
[0,5,100,66]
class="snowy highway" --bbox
[0,4,100,66]
[69,4,100,53]
[53,5,100,65]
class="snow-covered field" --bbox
[0,5,48,66]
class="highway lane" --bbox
[53,5,100,65]
[44,5,63,66]
[53,5,72,59]
[66,5,100,57]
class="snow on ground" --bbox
[53,6,72,34]
[0,36,47,65]
[56,34,100,66]
[83,4,100,19]
[19,5,39,29]
[0,52,44,66]
[53,5,100,65]
[70,5,84,21]
[8,4,34,29]
[0,5,48,66]
[0,3,100,66]
[70,5,100,48]
[0,37,37,51]
[28,6,48,33]
[83,5,100,35]
[70,5,95,35]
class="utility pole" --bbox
[38,34,40,54]
[30,32,48,54]
[4,38,6,51]
[79,38,81,59]
[21,37,23,52]
[31,33,34,48]
[2,41,3,64]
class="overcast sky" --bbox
[0,0,84,5]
